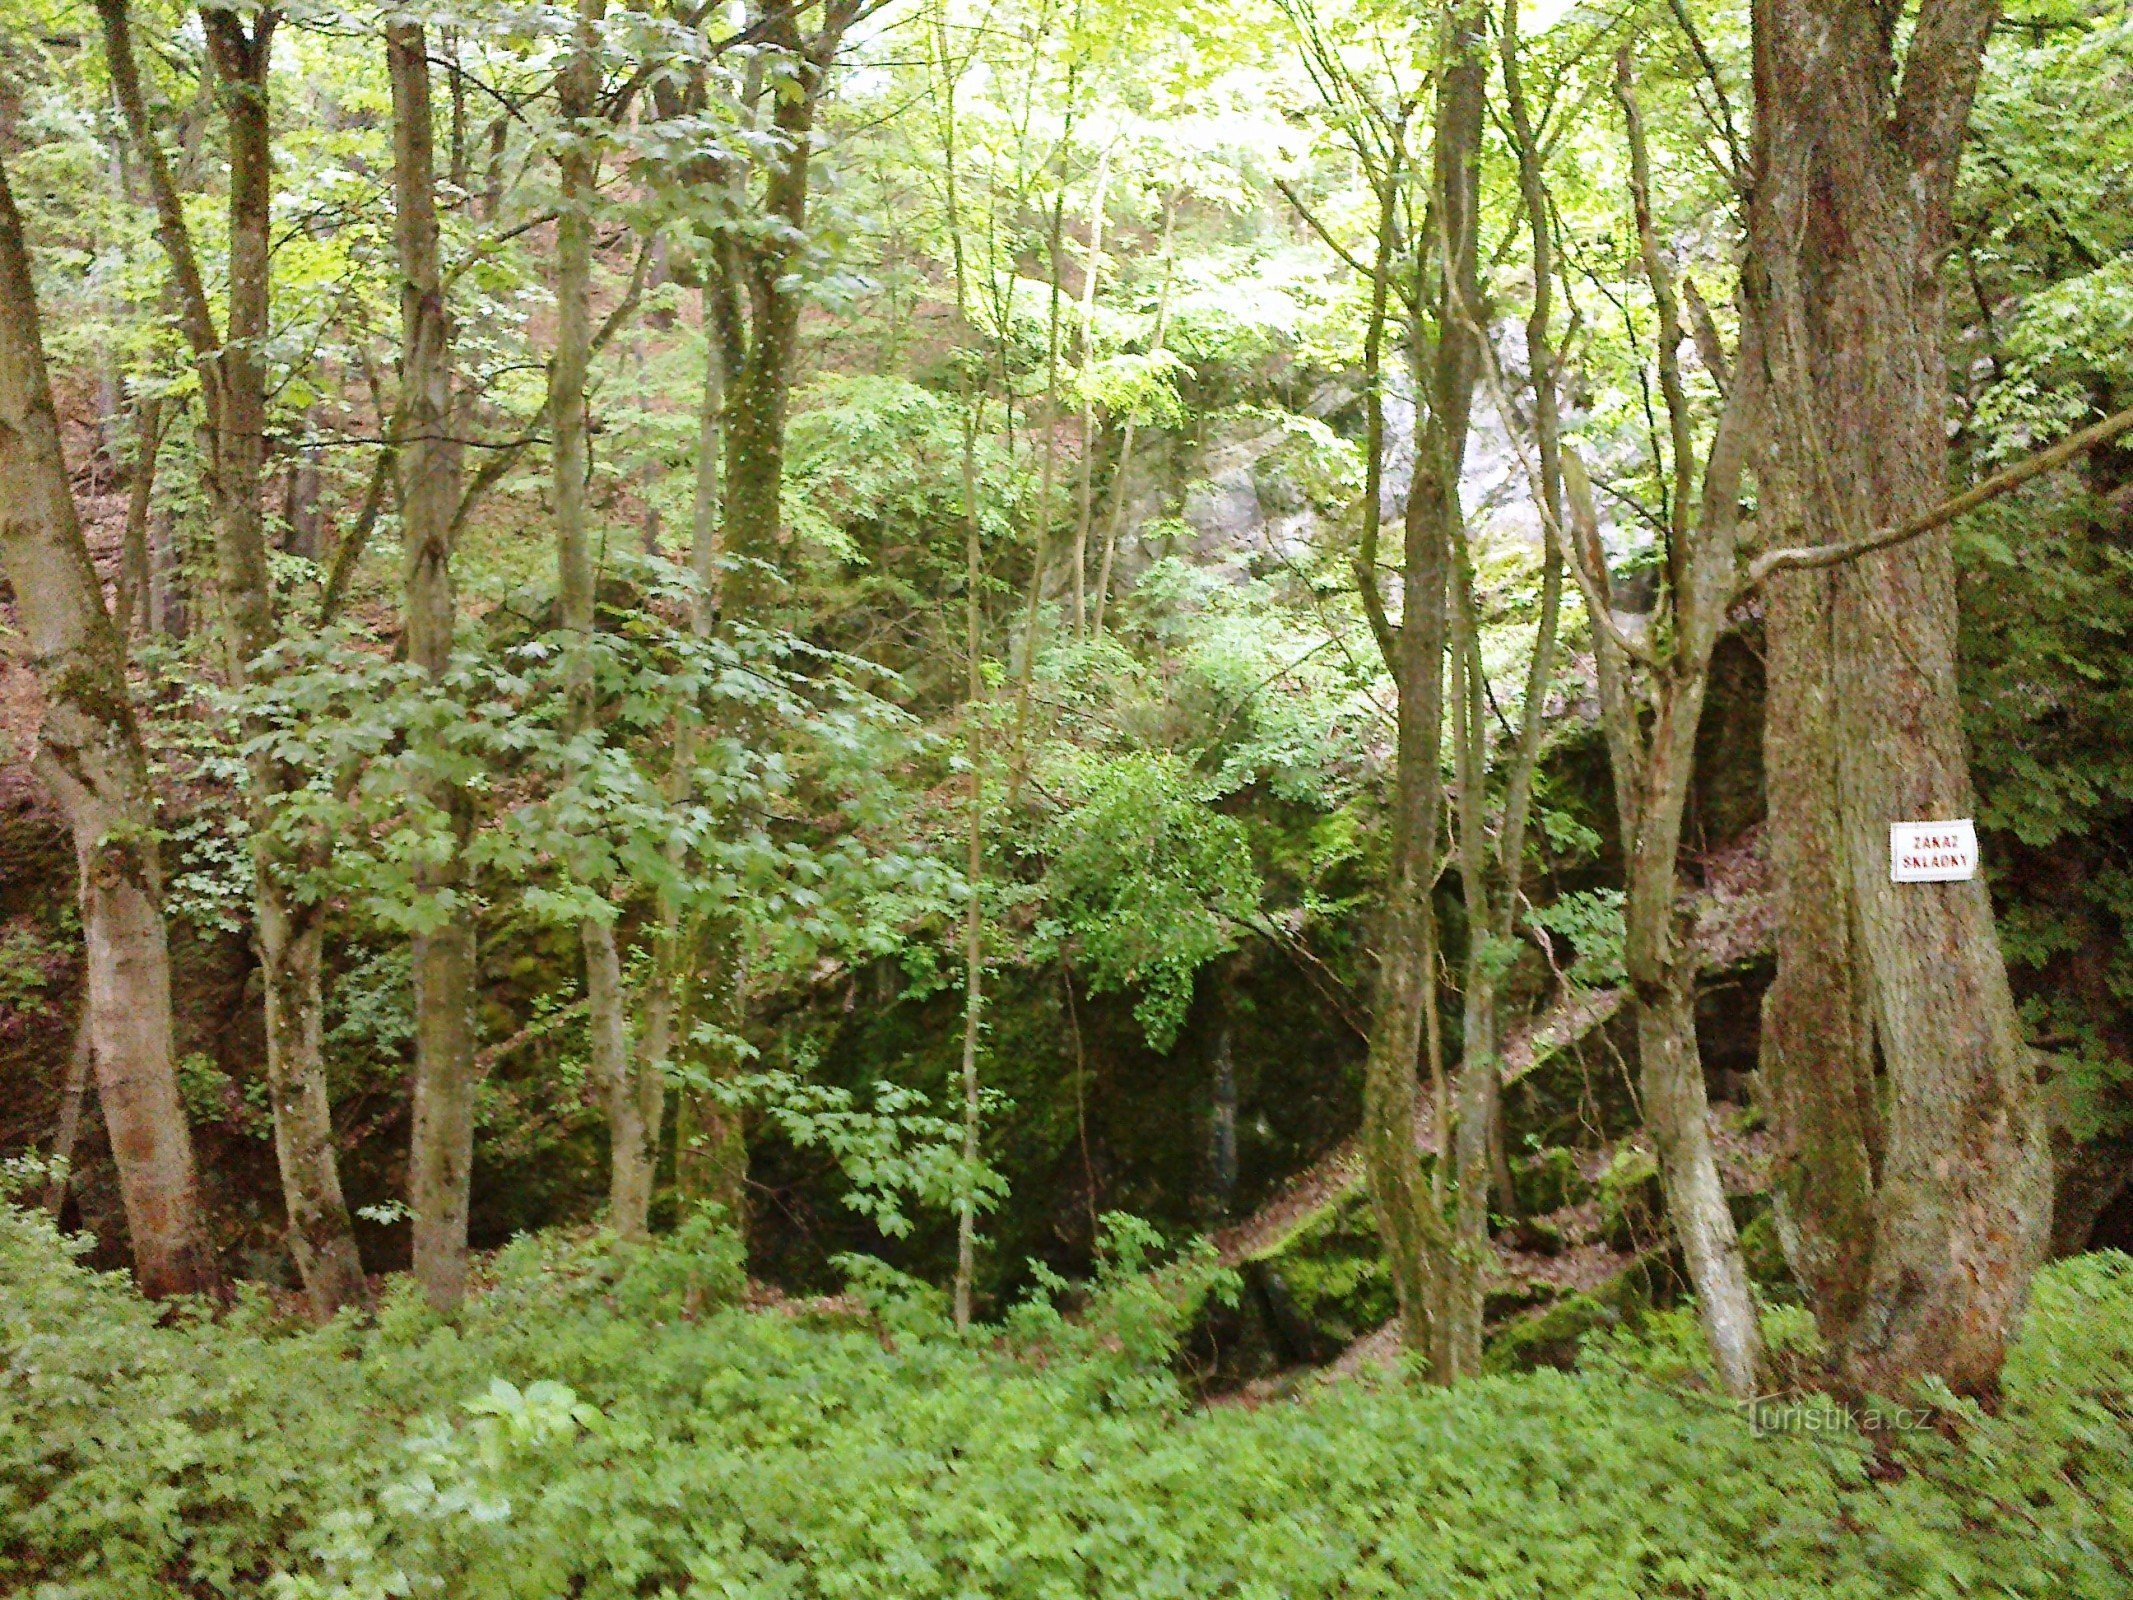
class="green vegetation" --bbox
[5,1192,2130,1598]
[2,0,2132,1582]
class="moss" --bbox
[1484,1254,1661,1375]
[1254,1188,1396,1347]
[1597,1145,1663,1251]
[1737,1211,1796,1293]
[1513,1146,1592,1215]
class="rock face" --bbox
[1148,351,1564,599]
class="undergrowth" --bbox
[2,1188,2128,1599]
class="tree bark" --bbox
[114,393,164,637]
[1007,60,1077,793]
[1204,956,1239,1222]
[1489,49,1765,1399]
[257,891,367,1314]
[666,291,750,1224]
[390,20,480,1314]
[100,0,368,1317]
[1353,116,1455,1364]
[1747,0,2052,1394]
[1068,145,1110,640]
[0,155,220,1300]
[953,412,986,1331]
[44,1011,94,1219]
[704,2,858,594]
[550,0,657,1241]
[1428,0,1497,1378]
[1565,425,1764,1398]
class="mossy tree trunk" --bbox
[1747,0,2051,1395]
[99,0,365,1318]
[389,20,480,1315]
[0,155,221,1301]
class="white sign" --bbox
[1890,819,1978,883]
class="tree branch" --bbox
[1271,175,1372,279]
[318,442,396,624]
[1743,402,2133,589]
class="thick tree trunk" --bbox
[101,0,367,1317]
[704,3,847,592]
[195,8,276,673]
[74,838,223,1297]
[0,158,220,1300]
[1748,0,2052,1393]
[718,348,791,574]
[391,20,480,1313]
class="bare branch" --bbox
[1743,402,2133,589]
[1271,175,1373,279]
[318,442,397,625]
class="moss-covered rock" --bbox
[1597,1146,1664,1252]
[1513,1146,1593,1216]
[1484,1255,1662,1375]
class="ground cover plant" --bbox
[5,1186,2130,1599]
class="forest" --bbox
[2,0,2132,1589]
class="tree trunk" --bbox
[667,291,750,1225]
[114,393,164,637]
[195,6,277,676]
[390,20,480,1314]
[0,156,220,1300]
[1423,0,1493,1379]
[1565,413,1766,1400]
[148,504,187,638]
[704,4,852,593]
[1068,145,1110,640]
[1622,669,1762,1398]
[1090,192,1174,639]
[1204,958,1239,1222]
[44,1011,94,1219]
[1006,62,1077,791]
[257,886,367,1315]
[586,916,656,1236]
[1748,0,2052,1393]
[1534,50,1768,1400]
[101,0,367,1317]
[953,413,986,1331]
[1356,127,1454,1364]
[672,931,749,1220]
[550,0,657,1241]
